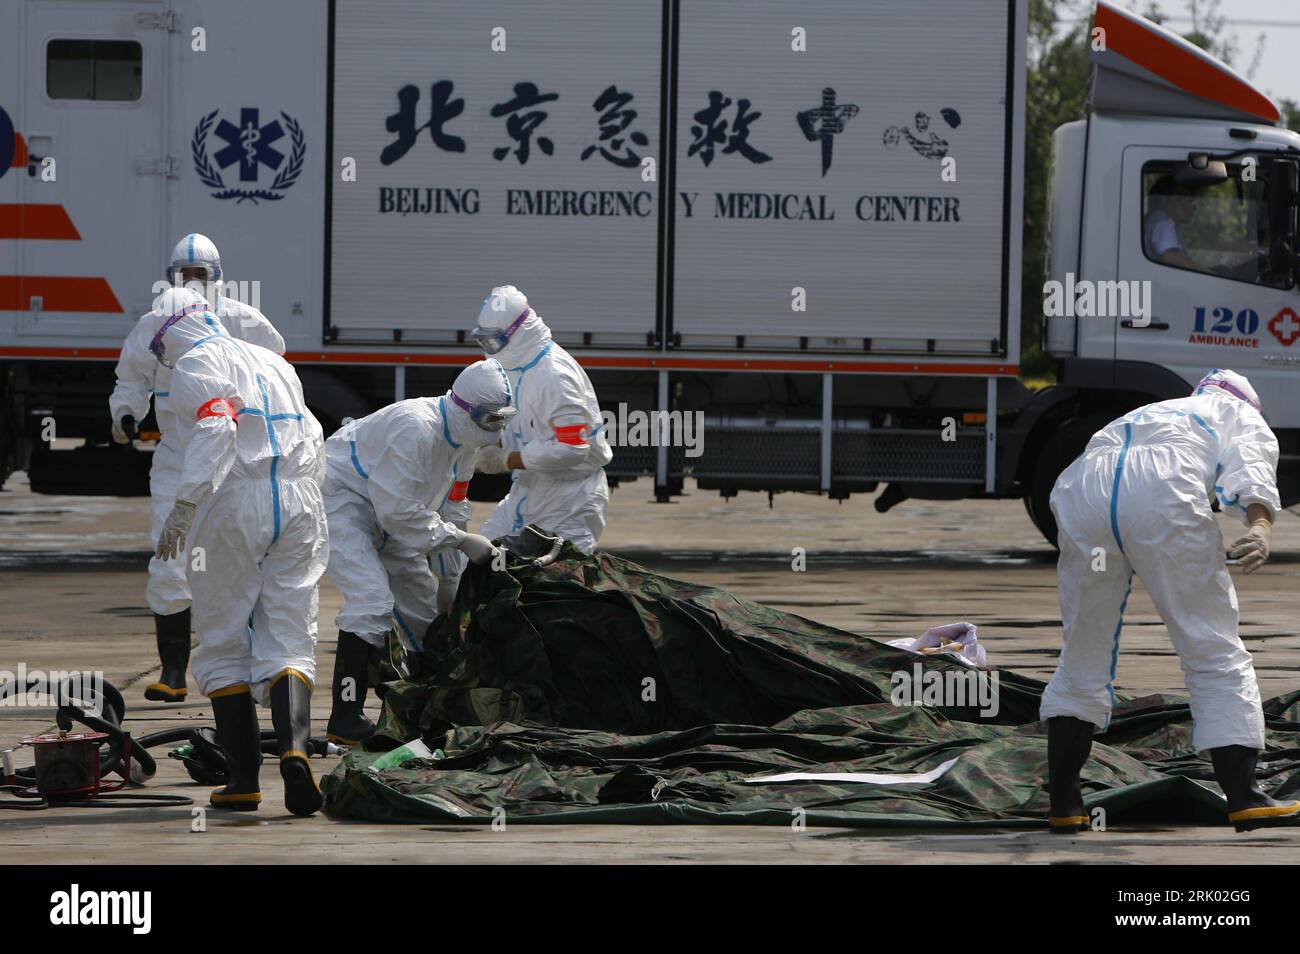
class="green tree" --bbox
[1020,0,1089,377]
[1280,99,1300,133]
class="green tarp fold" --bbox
[321,542,1300,827]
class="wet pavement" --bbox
[3,470,1300,863]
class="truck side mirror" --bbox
[1262,159,1300,289]
[1267,158,1297,241]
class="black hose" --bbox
[39,792,194,808]
[137,726,199,747]
[52,675,126,725]
[4,704,335,806]
[0,785,192,810]
[56,705,158,780]
[6,674,125,724]
[0,785,49,810]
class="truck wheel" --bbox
[1022,493,1039,530]
[1027,412,1114,548]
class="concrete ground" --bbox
[3,471,1300,863]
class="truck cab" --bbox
[1017,0,1300,542]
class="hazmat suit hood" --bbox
[472,285,553,371]
[169,232,223,284]
[149,287,226,368]
[444,358,516,448]
[165,232,226,314]
[1194,369,1262,413]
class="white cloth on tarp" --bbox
[744,756,960,786]
[887,622,986,668]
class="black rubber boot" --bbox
[1047,716,1095,833]
[1210,745,1300,831]
[209,684,262,810]
[271,669,323,817]
[144,609,191,702]
[325,631,376,745]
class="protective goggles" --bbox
[449,390,517,432]
[471,307,530,355]
[169,264,218,286]
[149,303,214,363]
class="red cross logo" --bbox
[1269,307,1300,346]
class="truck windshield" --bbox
[1141,159,1290,288]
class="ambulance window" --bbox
[47,40,142,101]
[1141,159,1289,288]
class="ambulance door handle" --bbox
[26,134,52,178]
[1120,319,1170,330]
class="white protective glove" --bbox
[475,444,510,475]
[111,414,135,445]
[155,500,197,560]
[1228,519,1272,574]
[436,578,458,616]
[455,532,499,566]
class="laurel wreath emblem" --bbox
[192,109,305,204]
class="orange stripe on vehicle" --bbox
[0,276,122,312]
[555,424,588,446]
[0,346,122,359]
[0,345,1020,376]
[1095,4,1280,123]
[447,480,470,501]
[0,205,81,240]
[277,352,1020,375]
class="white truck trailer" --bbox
[1,0,1296,543]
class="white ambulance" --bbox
[1,0,1296,543]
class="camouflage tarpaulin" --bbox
[320,540,1300,827]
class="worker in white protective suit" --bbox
[322,359,514,744]
[109,233,285,704]
[149,287,327,817]
[1042,369,1300,833]
[470,286,613,553]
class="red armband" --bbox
[196,397,238,423]
[447,480,470,501]
[554,424,588,446]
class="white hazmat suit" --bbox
[323,360,515,651]
[109,234,285,617]
[150,288,326,699]
[472,286,613,553]
[1041,369,1281,753]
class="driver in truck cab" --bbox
[1143,175,1205,271]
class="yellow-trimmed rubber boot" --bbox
[144,609,191,702]
[271,668,322,817]
[1211,745,1300,832]
[209,683,262,811]
[1047,716,1095,834]
[325,631,376,745]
